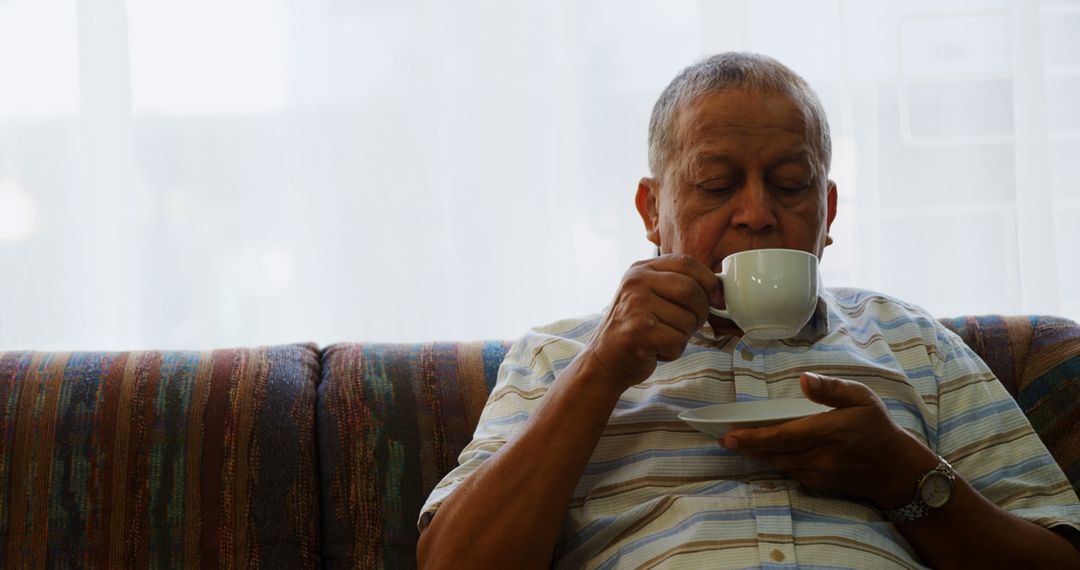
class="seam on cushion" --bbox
[293,342,323,569]
[297,342,321,388]
[1012,315,1036,393]
[968,315,988,370]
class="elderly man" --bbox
[416,53,1080,568]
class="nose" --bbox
[730,179,778,234]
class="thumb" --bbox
[800,372,871,408]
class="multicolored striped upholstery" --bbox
[941,315,1080,497]
[317,341,510,570]
[0,344,321,569]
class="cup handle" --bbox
[709,272,730,318]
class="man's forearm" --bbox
[416,350,624,570]
[877,431,1080,567]
[896,475,1080,568]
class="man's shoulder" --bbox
[824,287,951,340]
[504,313,603,365]
[530,313,604,341]
[825,287,933,318]
[821,288,974,368]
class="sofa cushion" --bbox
[0,344,321,569]
[941,315,1080,497]
[317,341,509,570]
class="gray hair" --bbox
[647,52,832,182]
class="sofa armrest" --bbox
[941,315,1080,498]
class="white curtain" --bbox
[1,0,1077,350]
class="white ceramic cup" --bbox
[708,249,820,339]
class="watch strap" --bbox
[882,456,955,524]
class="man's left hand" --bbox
[720,373,938,508]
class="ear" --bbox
[635,177,661,247]
[824,180,838,247]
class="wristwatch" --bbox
[882,455,957,524]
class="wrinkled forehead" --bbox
[671,88,822,169]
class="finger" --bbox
[738,448,818,473]
[617,272,703,336]
[609,293,695,354]
[649,254,722,305]
[640,314,694,362]
[643,274,710,327]
[650,302,701,338]
[624,260,711,329]
[721,414,826,453]
[800,372,877,409]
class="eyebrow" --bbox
[771,151,813,165]
[692,155,738,167]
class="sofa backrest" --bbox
[317,341,509,570]
[0,344,322,569]
[318,317,1080,569]
[3,316,1077,569]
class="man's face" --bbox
[636,89,837,271]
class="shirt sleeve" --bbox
[933,328,1080,533]
[417,329,576,531]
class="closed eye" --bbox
[771,179,811,193]
[694,178,740,195]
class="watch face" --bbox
[922,472,954,508]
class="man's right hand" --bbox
[584,253,722,392]
[418,253,722,569]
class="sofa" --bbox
[1,315,1078,569]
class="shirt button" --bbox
[770,549,785,562]
[741,349,754,361]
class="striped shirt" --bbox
[420,288,1080,568]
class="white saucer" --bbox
[678,399,832,437]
